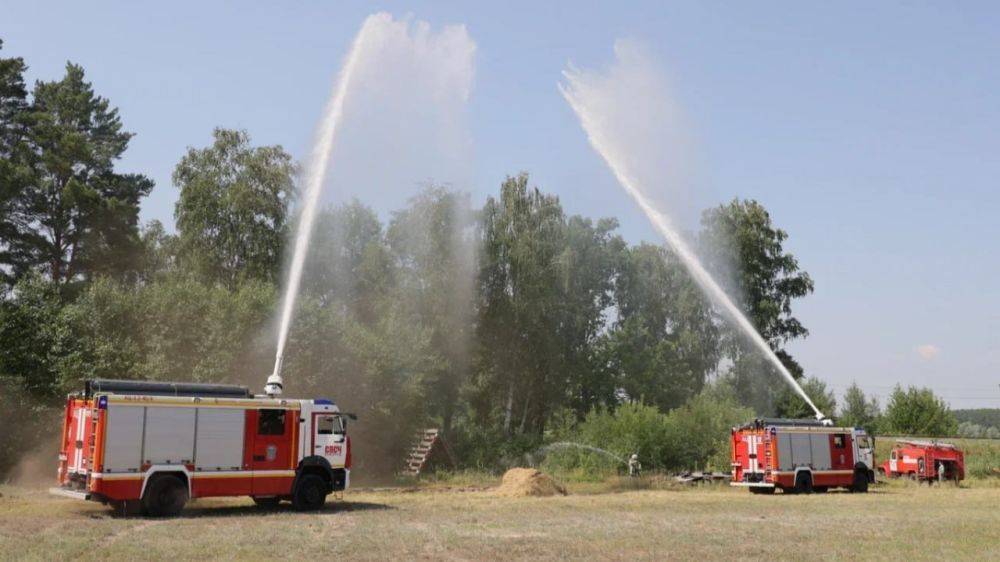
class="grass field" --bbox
[2,478,997,561]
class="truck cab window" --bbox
[258,409,286,435]
[833,435,845,448]
[317,415,343,435]
[857,436,870,448]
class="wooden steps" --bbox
[403,428,456,476]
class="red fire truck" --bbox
[731,418,876,494]
[49,379,353,516]
[880,440,964,484]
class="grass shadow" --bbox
[94,499,395,520]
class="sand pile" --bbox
[494,468,567,497]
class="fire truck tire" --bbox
[749,487,775,495]
[793,472,813,494]
[292,474,327,511]
[850,470,869,493]
[252,496,282,509]
[142,475,188,517]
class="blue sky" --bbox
[4,1,998,408]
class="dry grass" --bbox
[1,481,997,561]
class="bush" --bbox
[450,424,543,472]
[663,387,753,472]
[541,403,668,479]
[541,386,754,478]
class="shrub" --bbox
[542,385,754,478]
[663,387,753,472]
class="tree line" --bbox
[0,41,961,478]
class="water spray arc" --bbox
[267,15,377,396]
[559,53,826,421]
[266,13,475,397]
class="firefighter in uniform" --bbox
[628,453,641,478]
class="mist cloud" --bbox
[321,13,476,211]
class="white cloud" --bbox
[915,344,940,361]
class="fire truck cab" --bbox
[50,379,353,516]
[731,418,875,494]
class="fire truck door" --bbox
[889,450,898,473]
[65,405,84,474]
[248,409,293,495]
[312,414,347,467]
[831,433,853,470]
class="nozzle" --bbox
[265,355,284,397]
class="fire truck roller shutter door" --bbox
[777,433,793,470]
[194,408,245,471]
[811,433,832,470]
[144,407,196,465]
[790,433,812,467]
[103,405,144,473]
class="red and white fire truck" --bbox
[49,379,353,516]
[731,418,876,494]
[880,440,964,484]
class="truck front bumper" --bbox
[730,481,775,488]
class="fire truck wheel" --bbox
[252,496,282,509]
[793,472,813,494]
[850,471,869,493]
[142,475,188,517]
[749,487,775,495]
[292,474,327,511]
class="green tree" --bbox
[52,275,276,391]
[174,128,296,287]
[8,63,152,286]
[0,274,65,400]
[774,376,837,420]
[883,385,958,436]
[137,220,179,282]
[475,174,568,435]
[838,382,881,432]
[700,199,814,414]
[0,39,33,288]
[387,186,477,436]
[475,174,622,435]
[303,200,391,323]
[607,243,719,411]
[557,215,625,415]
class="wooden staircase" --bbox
[404,428,456,476]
